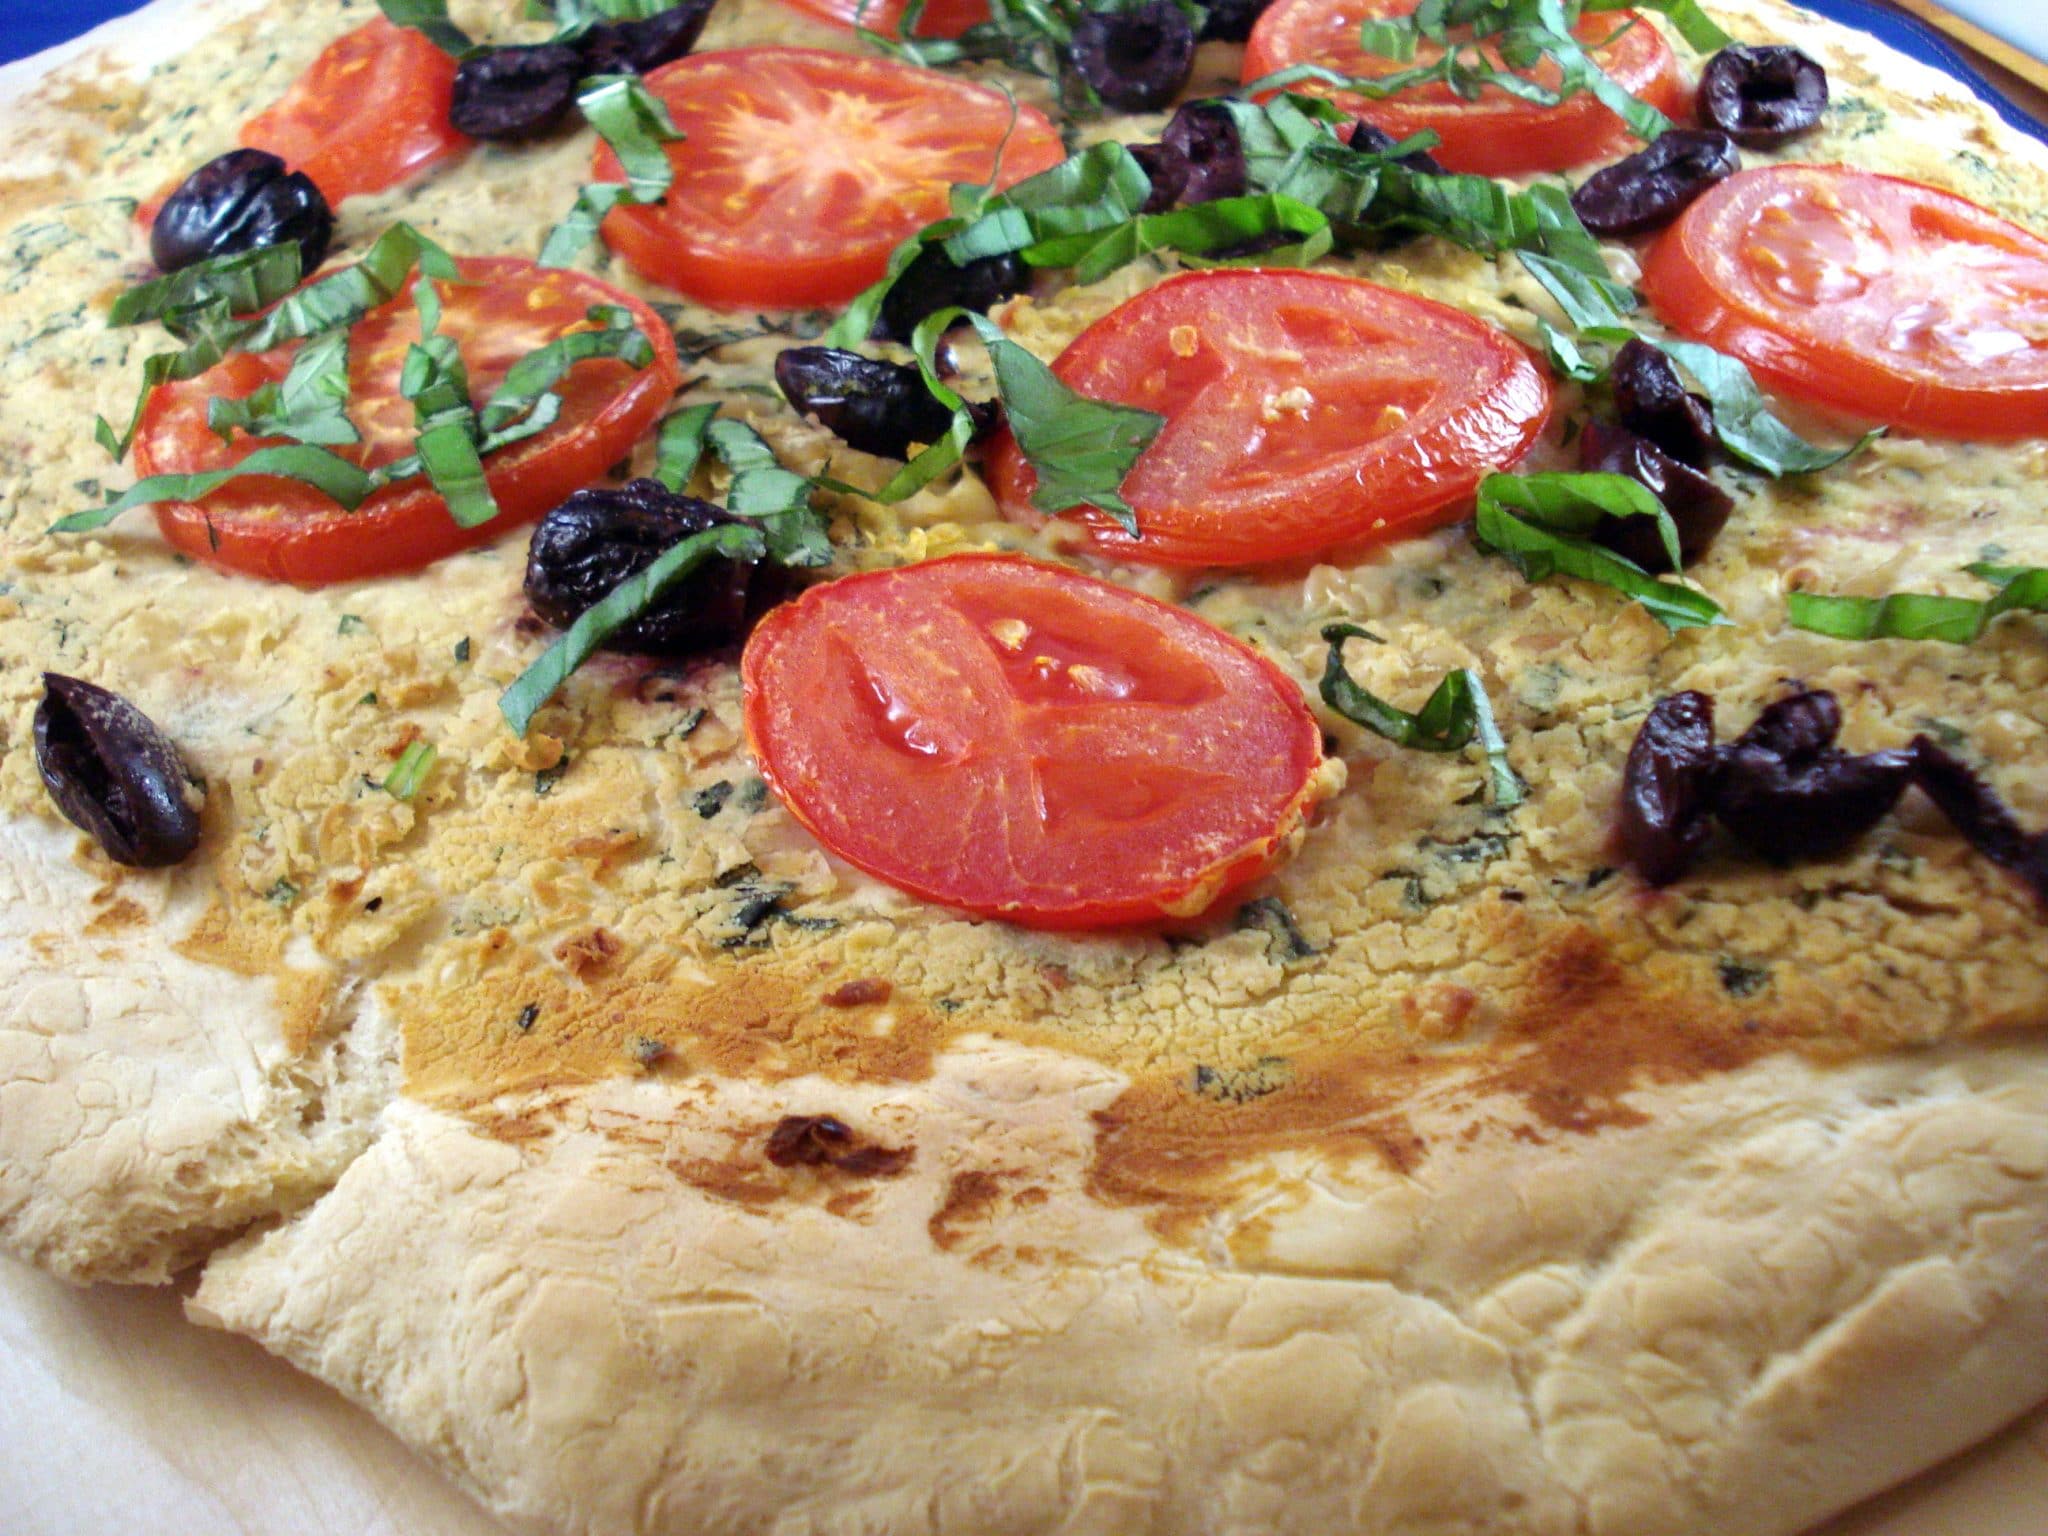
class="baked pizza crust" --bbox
[0,0,2044,1531]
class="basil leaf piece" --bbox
[53,444,375,534]
[1319,623,1524,807]
[940,141,1154,268]
[400,272,498,529]
[375,0,475,54]
[858,305,983,502]
[477,304,655,435]
[654,402,721,492]
[108,243,304,331]
[705,418,834,567]
[241,222,459,353]
[541,75,683,267]
[1652,339,1882,476]
[1788,565,2048,645]
[1474,473,1728,632]
[382,740,439,800]
[499,523,767,735]
[1586,0,1731,52]
[206,327,360,447]
[1479,469,1681,570]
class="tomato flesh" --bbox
[742,554,1329,930]
[595,48,1065,310]
[1643,164,2048,439]
[1242,0,1687,176]
[134,258,679,585]
[985,269,1552,568]
[239,18,470,204]
[775,0,991,38]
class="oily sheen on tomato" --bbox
[1242,0,1686,176]
[594,48,1065,309]
[775,0,990,38]
[238,17,470,204]
[1643,164,2048,439]
[134,258,679,585]
[742,555,1329,930]
[984,269,1552,568]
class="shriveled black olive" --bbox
[580,0,716,75]
[1161,100,1247,204]
[1196,0,1273,42]
[1698,45,1828,148]
[1070,1,1197,114]
[1910,737,2048,902]
[875,245,1029,343]
[35,675,203,869]
[1713,692,1913,862]
[524,481,782,656]
[1569,128,1740,237]
[1610,338,1718,470]
[450,43,587,142]
[1128,142,1187,214]
[764,1113,912,1176]
[1349,121,1447,177]
[776,346,972,461]
[1619,691,1720,886]
[150,149,333,275]
[1579,421,1733,572]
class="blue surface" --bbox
[0,0,149,66]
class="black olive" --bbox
[1349,121,1447,177]
[1578,421,1733,572]
[1713,692,1913,862]
[150,149,334,275]
[1910,737,2048,902]
[775,346,974,461]
[35,675,203,869]
[1698,45,1828,148]
[1128,142,1188,214]
[450,43,587,142]
[1070,1,1197,114]
[524,481,782,656]
[1569,128,1740,237]
[580,0,716,75]
[1160,100,1247,204]
[874,245,1029,343]
[1618,691,1720,886]
[1195,0,1273,42]
[1609,338,1718,470]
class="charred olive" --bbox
[1196,0,1273,42]
[35,675,203,869]
[1569,129,1740,237]
[1349,121,1447,177]
[875,246,1029,343]
[524,481,782,656]
[1619,691,1720,886]
[1910,737,2048,902]
[1579,421,1733,572]
[1160,100,1247,204]
[150,149,333,275]
[1610,339,1718,470]
[1129,142,1187,214]
[776,347,975,461]
[1070,1,1197,114]
[1713,692,1913,862]
[450,43,587,141]
[1698,45,1828,148]
[580,0,716,75]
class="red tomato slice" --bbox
[742,554,1329,930]
[1642,164,2048,439]
[775,0,990,38]
[133,258,679,585]
[984,269,1552,568]
[594,48,1065,310]
[238,18,470,205]
[1242,0,1687,176]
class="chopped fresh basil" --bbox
[479,305,654,437]
[1473,472,1728,631]
[1653,339,1881,477]
[401,272,497,529]
[499,523,766,735]
[205,327,360,448]
[540,75,683,267]
[52,444,375,534]
[1789,564,2048,644]
[375,0,475,54]
[383,740,439,800]
[705,418,834,567]
[654,402,720,492]
[108,243,304,331]
[1320,623,1523,807]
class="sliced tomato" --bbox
[775,0,990,38]
[984,269,1552,568]
[1642,164,2048,439]
[133,258,679,585]
[594,48,1065,310]
[238,18,470,205]
[742,554,1329,930]
[1242,0,1687,176]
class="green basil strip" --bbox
[382,740,439,800]
[654,402,721,492]
[1076,193,1333,284]
[1653,339,1881,477]
[53,444,374,534]
[476,305,654,436]
[400,273,499,529]
[704,418,834,567]
[1788,565,2048,644]
[108,243,304,330]
[1587,0,1731,52]
[1478,469,1681,571]
[541,76,683,266]
[375,0,475,55]
[940,141,1154,267]
[95,317,244,461]
[861,305,982,502]
[241,222,460,352]
[500,523,767,735]
[1319,623,1524,807]
[207,327,360,447]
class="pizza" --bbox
[2,0,2047,1533]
